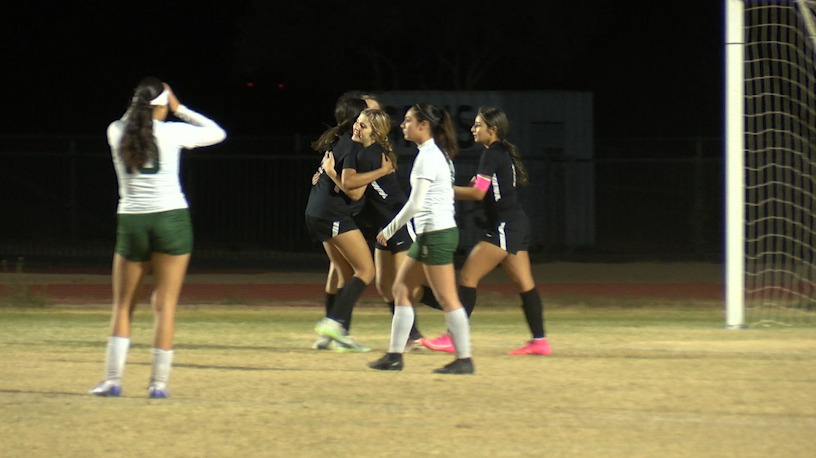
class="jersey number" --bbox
[139,154,160,174]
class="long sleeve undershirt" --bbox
[381,178,430,240]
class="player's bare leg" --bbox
[147,252,190,396]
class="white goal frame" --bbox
[724,0,816,328]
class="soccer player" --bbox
[368,104,474,374]
[90,78,226,398]
[327,108,427,348]
[306,95,373,351]
[313,92,384,351]
[421,106,551,356]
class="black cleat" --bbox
[367,353,404,371]
[432,358,474,375]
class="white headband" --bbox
[149,88,169,106]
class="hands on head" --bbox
[163,83,180,113]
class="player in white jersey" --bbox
[89,77,226,398]
[368,104,474,374]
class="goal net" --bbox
[741,0,816,325]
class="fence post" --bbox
[69,137,78,238]
[692,138,705,259]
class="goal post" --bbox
[725,0,745,329]
[726,0,816,328]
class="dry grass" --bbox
[0,302,814,458]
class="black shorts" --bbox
[482,216,530,255]
[305,215,359,243]
[375,221,416,253]
[356,219,379,243]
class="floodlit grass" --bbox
[1,302,814,458]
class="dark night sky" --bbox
[1,1,723,140]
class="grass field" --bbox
[1,300,814,458]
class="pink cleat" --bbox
[508,338,552,356]
[419,333,455,353]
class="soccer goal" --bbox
[726,0,816,328]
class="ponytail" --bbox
[312,96,368,153]
[378,137,397,170]
[412,103,458,159]
[502,139,528,186]
[310,125,345,153]
[119,77,163,173]
[434,110,458,160]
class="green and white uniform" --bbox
[381,138,458,266]
[107,105,226,260]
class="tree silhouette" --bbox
[234,1,611,92]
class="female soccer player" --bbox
[90,77,226,398]
[313,92,384,351]
[326,108,426,346]
[422,106,551,356]
[368,104,474,374]
[306,95,373,351]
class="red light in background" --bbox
[277,83,284,89]
[246,82,254,87]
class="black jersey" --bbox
[343,142,407,227]
[305,133,363,220]
[476,141,525,224]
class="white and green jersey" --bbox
[410,138,456,234]
[107,105,226,214]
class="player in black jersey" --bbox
[305,95,375,352]
[311,92,383,351]
[339,108,429,345]
[421,106,551,356]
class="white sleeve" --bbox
[171,104,227,149]
[381,178,430,240]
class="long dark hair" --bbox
[477,106,529,186]
[411,103,458,159]
[341,90,379,108]
[119,77,164,172]
[311,95,368,152]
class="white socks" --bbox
[150,348,174,387]
[388,305,415,353]
[445,307,471,358]
[102,337,174,388]
[104,336,130,382]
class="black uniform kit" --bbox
[476,141,530,254]
[305,133,363,242]
[344,142,415,252]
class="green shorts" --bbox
[407,227,459,266]
[115,209,193,262]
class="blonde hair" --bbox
[361,108,397,168]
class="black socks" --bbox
[324,290,340,318]
[418,285,442,310]
[520,288,546,338]
[458,285,477,317]
[330,278,366,331]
